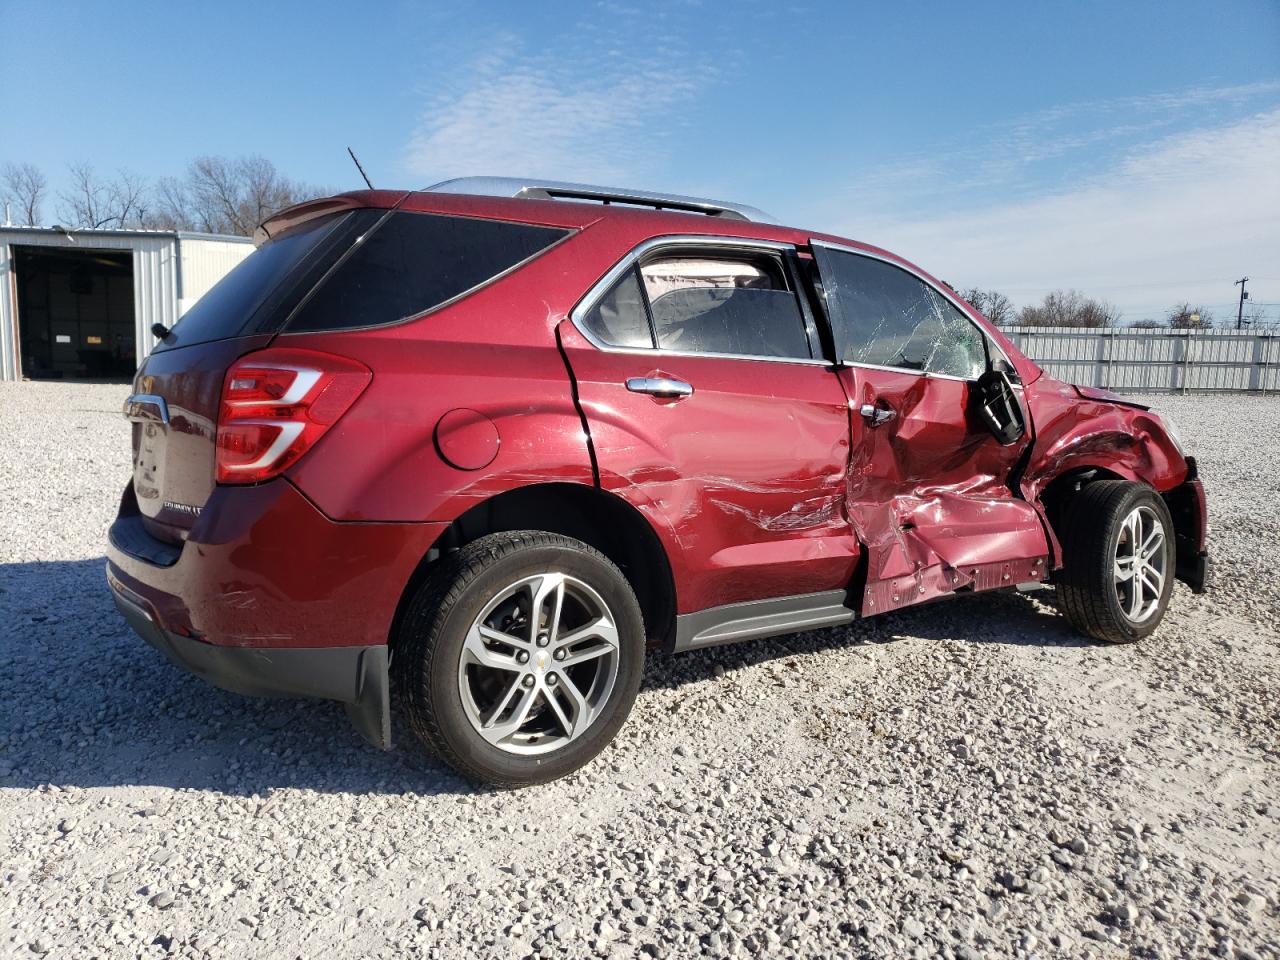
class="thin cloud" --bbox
[403,32,715,186]
[822,81,1280,220]
[839,108,1280,321]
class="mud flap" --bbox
[345,645,392,750]
[1164,459,1210,595]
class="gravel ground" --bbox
[1,381,1278,960]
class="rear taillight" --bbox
[216,348,371,484]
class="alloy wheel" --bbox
[456,573,621,755]
[1113,505,1167,623]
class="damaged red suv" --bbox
[107,178,1209,786]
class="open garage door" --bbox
[13,246,136,380]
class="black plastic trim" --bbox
[110,581,390,749]
[1163,464,1209,595]
[1176,550,1210,595]
[671,590,856,652]
[108,515,182,568]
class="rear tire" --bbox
[1056,480,1175,643]
[395,531,644,787]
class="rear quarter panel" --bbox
[282,234,605,522]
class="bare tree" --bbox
[107,170,151,228]
[1077,296,1122,328]
[2,162,48,225]
[959,288,1016,326]
[57,163,161,229]
[1018,289,1120,327]
[1244,303,1272,328]
[59,162,115,228]
[175,155,327,236]
[149,175,201,231]
[41,155,327,236]
[1166,302,1214,329]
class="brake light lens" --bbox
[216,348,371,484]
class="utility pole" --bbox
[1235,277,1250,330]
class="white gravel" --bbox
[1,381,1278,960]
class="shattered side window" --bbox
[639,256,812,359]
[581,267,654,349]
[923,288,987,379]
[820,251,985,378]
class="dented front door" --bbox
[810,241,1049,615]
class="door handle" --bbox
[626,377,693,398]
[859,403,895,426]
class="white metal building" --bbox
[0,226,254,381]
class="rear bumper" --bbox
[106,477,448,749]
[111,583,391,748]
[107,479,445,648]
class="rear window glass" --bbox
[161,212,367,350]
[286,211,569,332]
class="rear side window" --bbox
[287,212,569,332]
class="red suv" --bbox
[107,178,1209,786]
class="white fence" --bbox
[1001,326,1280,393]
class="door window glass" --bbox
[923,288,988,379]
[817,249,987,378]
[638,256,812,359]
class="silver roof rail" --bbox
[423,177,777,224]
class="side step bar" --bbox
[672,590,856,653]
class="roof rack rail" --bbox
[423,177,777,224]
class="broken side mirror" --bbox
[975,368,1025,445]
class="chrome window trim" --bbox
[569,235,831,367]
[809,239,1020,379]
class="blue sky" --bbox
[2,0,1278,322]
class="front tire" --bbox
[1056,480,1175,643]
[396,531,645,787]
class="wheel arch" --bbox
[1037,464,1131,532]
[389,482,677,655]
[1054,476,1176,642]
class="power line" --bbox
[997,279,1244,293]
[1176,302,1279,310]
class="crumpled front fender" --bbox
[1021,376,1199,575]
[1022,377,1188,505]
